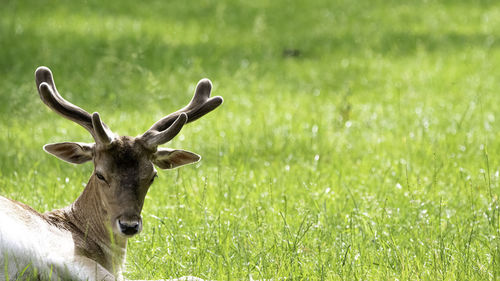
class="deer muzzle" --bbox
[116,215,142,237]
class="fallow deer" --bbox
[0,66,223,280]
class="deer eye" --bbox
[150,173,158,184]
[95,172,106,182]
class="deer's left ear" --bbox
[153,148,201,169]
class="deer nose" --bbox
[117,217,142,236]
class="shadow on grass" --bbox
[1,0,498,121]
[376,31,499,56]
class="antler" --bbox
[140,78,223,148]
[35,67,222,148]
[35,66,114,145]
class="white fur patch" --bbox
[0,197,204,281]
[0,196,95,280]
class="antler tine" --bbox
[92,112,114,145]
[149,79,223,132]
[35,66,114,144]
[142,113,188,148]
[141,79,223,148]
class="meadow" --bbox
[1,0,500,280]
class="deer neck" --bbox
[64,177,128,274]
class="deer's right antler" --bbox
[35,66,114,145]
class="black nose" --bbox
[118,220,140,236]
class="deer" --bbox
[0,66,223,281]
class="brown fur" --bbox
[15,66,223,280]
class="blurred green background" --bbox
[2,0,500,280]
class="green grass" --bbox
[2,0,500,280]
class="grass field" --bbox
[1,0,500,280]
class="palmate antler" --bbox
[34,67,223,148]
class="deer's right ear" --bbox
[43,142,94,164]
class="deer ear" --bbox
[153,148,201,169]
[43,142,94,164]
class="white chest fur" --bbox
[0,196,84,280]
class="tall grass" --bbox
[1,0,500,279]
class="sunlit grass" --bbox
[1,0,500,280]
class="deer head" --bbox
[35,66,223,238]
